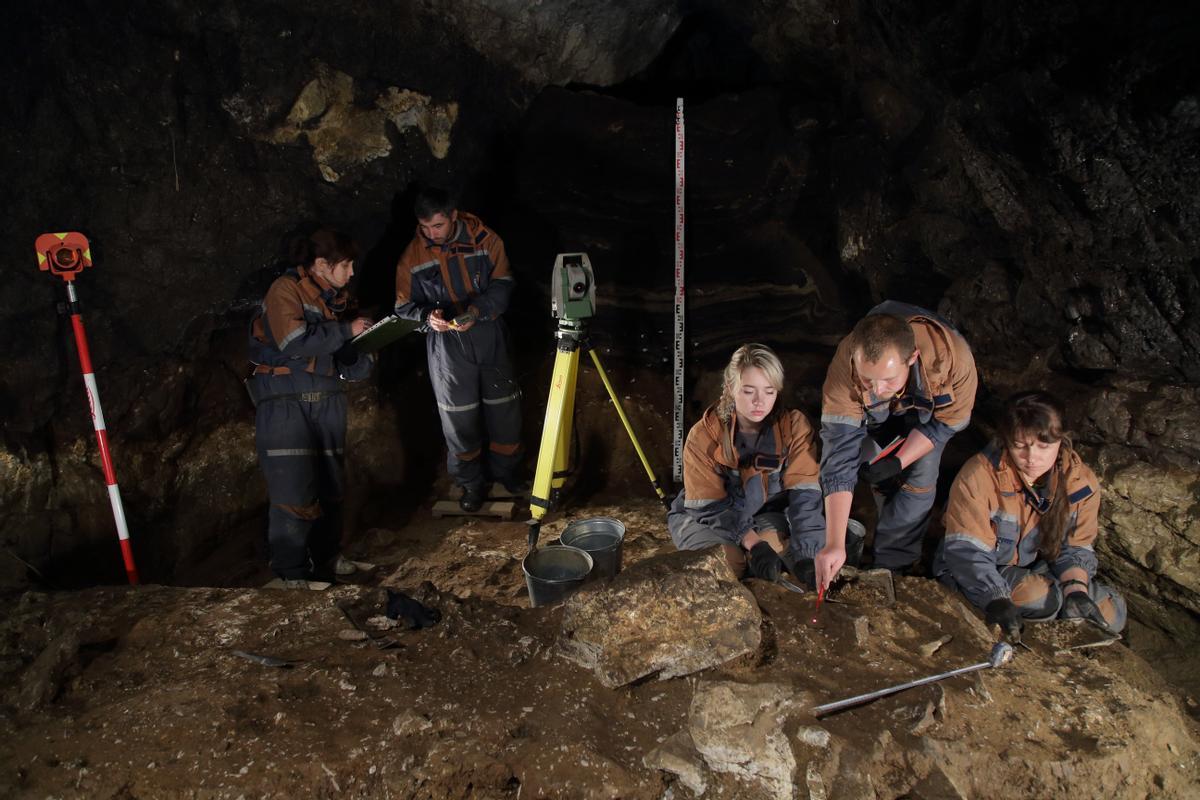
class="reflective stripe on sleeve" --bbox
[821,414,863,426]
[944,533,993,552]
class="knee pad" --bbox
[720,545,748,580]
[1011,573,1062,621]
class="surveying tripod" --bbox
[527,254,669,551]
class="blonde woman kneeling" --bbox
[668,344,825,584]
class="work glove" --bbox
[333,340,360,366]
[747,541,786,583]
[1060,591,1112,632]
[984,598,1023,642]
[858,455,903,486]
[385,589,441,630]
[788,557,817,591]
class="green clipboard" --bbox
[351,315,422,353]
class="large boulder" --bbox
[557,548,761,688]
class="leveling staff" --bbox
[394,187,523,512]
[248,229,374,583]
[815,302,978,589]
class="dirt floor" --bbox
[2,497,1199,799]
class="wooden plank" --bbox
[431,500,516,519]
[488,482,523,499]
[261,578,333,591]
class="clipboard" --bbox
[351,315,421,353]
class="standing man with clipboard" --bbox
[815,302,978,590]
[393,187,524,512]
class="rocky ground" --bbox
[2,498,1198,799]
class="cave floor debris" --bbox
[1,498,1198,798]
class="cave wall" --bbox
[1,1,1197,650]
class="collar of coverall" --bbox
[708,407,783,472]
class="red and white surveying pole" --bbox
[35,232,139,585]
[672,97,686,485]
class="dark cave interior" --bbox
[2,0,1199,689]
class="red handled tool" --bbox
[811,584,826,625]
[35,232,139,585]
[872,435,906,464]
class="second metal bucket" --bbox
[522,545,593,607]
[559,516,626,580]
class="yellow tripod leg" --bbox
[530,346,580,522]
[553,347,579,492]
[588,349,669,505]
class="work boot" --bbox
[334,554,357,576]
[459,484,485,513]
[500,478,530,496]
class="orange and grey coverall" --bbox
[668,406,826,573]
[394,212,522,490]
[820,301,977,570]
[933,444,1127,631]
[248,265,374,580]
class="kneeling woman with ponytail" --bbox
[934,391,1126,637]
[667,344,825,584]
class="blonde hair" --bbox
[717,343,785,423]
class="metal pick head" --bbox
[989,641,1015,667]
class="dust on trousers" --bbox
[255,390,348,579]
[428,319,522,489]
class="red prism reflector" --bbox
[35,231,93,282]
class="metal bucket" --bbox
[846,518,867,567]
[522,545,594,607]
[559,517,626,580]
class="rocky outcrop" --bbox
[428,0,681,86]
[557,548,761,688]
[687,681,800,800]
[261,63,461,181]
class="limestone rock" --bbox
[644,730,707,796]
[907,766,968,800]
[688,681,798,800]
[429,0,681,86]
[16,631,80,712]
[556,548,761,688]
[262,62,461,181]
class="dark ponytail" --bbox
[998,390,1073,561]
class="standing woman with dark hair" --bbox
[934,391,1127,638]
[667,344,826,584]
[248,228,375,585]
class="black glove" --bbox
[859,455,903,486]
[334,341,360,366]
[385,589,441,630]
[1060,590,1111,632]
[984,598,1023,641]
[787,557,817,591]
[748,541,785,582]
